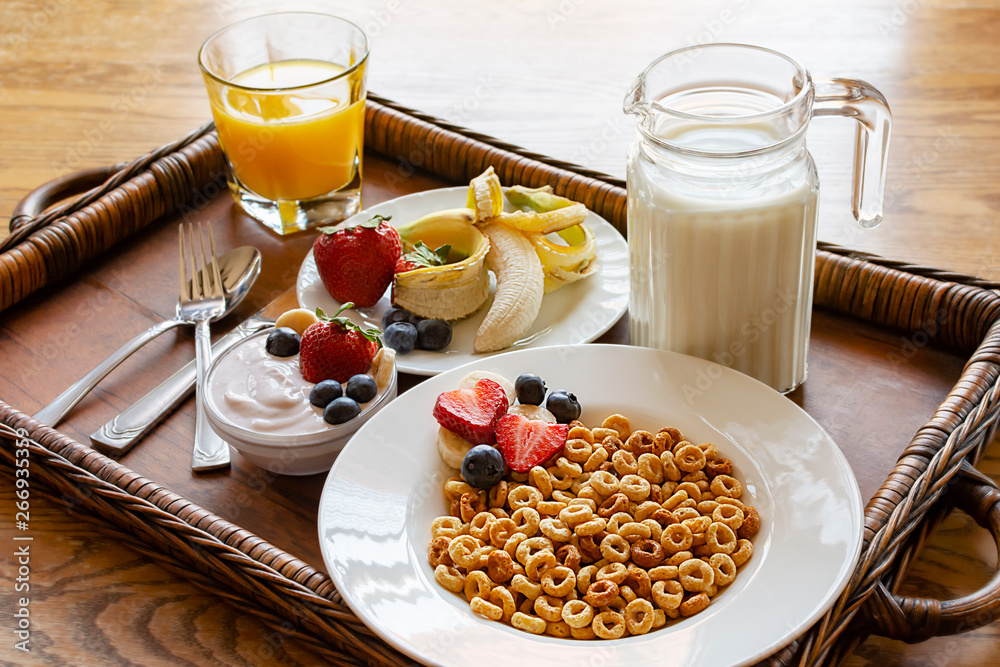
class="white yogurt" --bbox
[209,337,330,435]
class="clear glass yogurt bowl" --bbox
[203,328,397,475]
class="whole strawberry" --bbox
[314,214,402,308]
[300,303,381,384]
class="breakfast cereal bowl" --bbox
[204,328,397,475]
[319,344,862,666]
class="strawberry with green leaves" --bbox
[395,241,452,274]
[314,214,402,308]
[299,303,381,384]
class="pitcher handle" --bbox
[813,78,893,228]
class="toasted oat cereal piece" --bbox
[592,610,626,639]
[511,611,547,634]
[625,598,655,635]
[470,596,503,620]
[591,427,618,442]
[738,505,761,539]
[601,414,631,440]
[680,592,710,617]
[434,565,465,592]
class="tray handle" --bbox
[10,164,125,229]
[866,461,1000,642]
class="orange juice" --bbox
[210,59,364,202]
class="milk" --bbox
[627,144,819,393]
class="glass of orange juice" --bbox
[199,13,369,235]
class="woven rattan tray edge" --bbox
[3,98,1000,665]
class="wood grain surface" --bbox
[2,0,1000,665]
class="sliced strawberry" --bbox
[432,379,509,445]
[495,413,569,472]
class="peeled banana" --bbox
[473,222,544,353]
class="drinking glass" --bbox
[200,12,369,235]
[624,44,891,394]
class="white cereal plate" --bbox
[296,186,629,376]
[318,344,863,667]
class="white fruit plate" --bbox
[296,186,629,376]
[318,345,863,667]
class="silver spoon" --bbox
[33,245,262,427]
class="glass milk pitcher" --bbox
[624,44,891,393]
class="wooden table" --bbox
[2,0,999,664]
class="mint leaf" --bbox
[402,241,451,269]
[316,302,382,340]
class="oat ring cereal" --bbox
[584,579,619,607]
[661,523,693,553]
[508,484,544,510]
[596,562,629,585]
[624,598,655,635]
[428,413,761,639]
[560,599,595,628]
[592,611,626,639]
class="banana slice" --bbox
[474,223,544,353]
[459,371,515,403]
[437,426,475,468]
[508,404,556,422]
[275,308,320,336]
[371,347,396,390]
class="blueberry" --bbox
[416,319,452,351]
[545,390,581,424]
[324,396,360,425]
[515,373,547,405]
[345,373,378,403]
[309,380,343,409]
[265,327,300,357]
[383,322,418,354]
[381,306,420,329]
[461,444,505,489]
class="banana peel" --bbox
[530,224,599,294]
[468,167,504,221]
[506,185,574,212]
[490,203,588,234]
[393,208,490,320]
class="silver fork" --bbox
[178,222,230,471]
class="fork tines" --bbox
[179,222,224,302]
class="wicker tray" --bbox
[3,95,1000,665]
